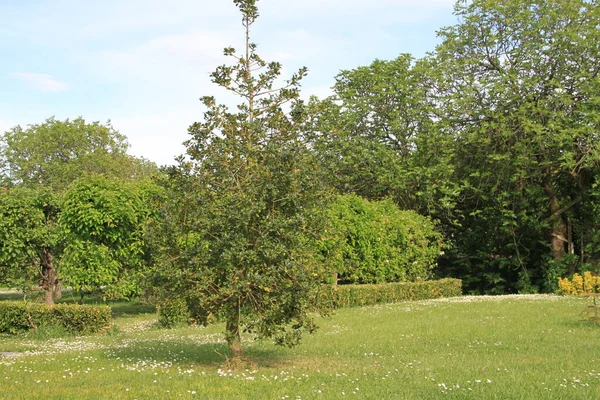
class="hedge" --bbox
[0,302,112,335]
[312,278,462,309]
[157,279,463,327]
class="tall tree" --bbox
[153,0,328,359]
[434,0,600,292]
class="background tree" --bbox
[0,117,159,302]
[59,176,155,301]
[433,0,600,292]
[306,55,459,216]
[152,0,329,360]
[1,117,156,192]
[0,187,61,304]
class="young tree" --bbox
[153,0,328,359]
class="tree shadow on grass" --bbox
[104,338,286,368]
[560,318,600,330]
[109,302,156,317]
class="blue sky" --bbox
[0,0,457,166]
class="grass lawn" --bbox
[0,295,598,399]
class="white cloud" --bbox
[9,73,69,92]
[80,31,234,90]
[80,1,236,35]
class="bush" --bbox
[557,272,600,326]
[557,272,600,295]
[312,278,462,309]
[321,194,444,284]
[0,301,112,335]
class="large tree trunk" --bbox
[40,248,61,305]
[543,177,567,261]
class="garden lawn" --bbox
[0,295,598,399]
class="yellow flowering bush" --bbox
[558,272,600,295]
[558,272,600,325]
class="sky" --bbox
[0,0,458,166]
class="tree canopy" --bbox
[60,176,154,300]
[1,117,156,192]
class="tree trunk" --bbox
[567,217,574,255]
[41,248,60,305]
[226,299,242,359]
[543,177,567,261]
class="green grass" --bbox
[0,295,599,399]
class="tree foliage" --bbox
[0,178,155,303]
[60,176,153,299]
[432,0,600,292]
[306,55,459,216]
[322,194,443,284]
[1,117,156,192]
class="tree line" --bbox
[1,0,599,357]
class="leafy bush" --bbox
[312,278,462,309]
[0,301,112,335]
[60,176,153,299]
[321,194,443,284]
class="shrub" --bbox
[321,194,444,284]
[557,272,600,326]
[557,272,600,295]
[0,301,112,335]
[311,278,462,310]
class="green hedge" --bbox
[312,278,462,309]
[0,302,112,335]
